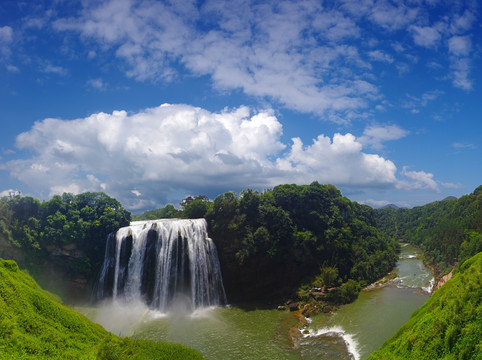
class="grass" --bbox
[0,259,204,359]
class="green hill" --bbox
[0,259,204,359]
[368,252,482,360]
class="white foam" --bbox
[189,306,217,319]
[301,326,360,360]
[422,278,435,294]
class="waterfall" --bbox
[96,218,227,312]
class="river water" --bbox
[82,243,433,359]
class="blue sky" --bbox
[0,0,480,212]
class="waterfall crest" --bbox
[96,218,226,312]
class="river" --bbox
[81,243,433,359]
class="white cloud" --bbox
[0,26,13,58]
[369,2,418,31]
[441,182,462,189]
[448,35,471,57]
[87,78,107,90]
[49,0,479,117]
[367,50,394,63]
[451,58,472,90]
[0,26,13,40]
[409,25,441,48]
[52,0,379,118]
[399,167,440,192]
[449,10,476,34]
[358,124,409,150]
[41,63,68,76]
[276,133,398,188]
[7,65,19,72]
[3,103,435,210]
[341,0,418,31]
[453,142,477,150]
[403,90,444,112]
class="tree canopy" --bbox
[0,192,131,281]
[204,182,398,302]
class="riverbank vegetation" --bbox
[0,259,204,359]
[368,252,482,360]
[375,185,482,275]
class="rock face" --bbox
[434,269,453,291]
[0,235,25,264]
[0,236,91,303]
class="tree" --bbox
[321,266,339,289]
[182,199,212,219]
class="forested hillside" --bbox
[375,185,482,272]
[0,259,204,359]
[368,252,482,360]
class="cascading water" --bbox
[95,218,227,312]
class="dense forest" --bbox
[375,185,482,273]
[0,192,131,298]
[0,259,204,359]
[368,252,481,360]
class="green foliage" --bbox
[182,199,213,219]
[0,259,204,359]
[326,279,361,304]
[206,182,398,303]
[0,192,131,283]
[320,266,339,288]
[96,337,204,360]
[132,204,182,220]
[368,252,482,360]
[375,186,482,269]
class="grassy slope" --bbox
[0,259,204,360]
[368,252,482,360]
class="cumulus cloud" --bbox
[276,133,398,188]
[2,104,434,210]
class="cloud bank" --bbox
[51,0,478,119]
[3,104,436,210]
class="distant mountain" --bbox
[380,203,400,209]
[442,196,457,201]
